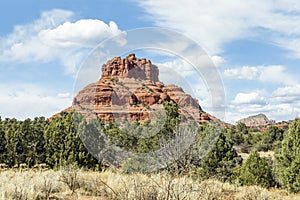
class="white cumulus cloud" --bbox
[258,65,298,85]
[224,65,298,85]
[224,66,259,80]
[211,55,225,67]
[0,9,125,74]
[39,20,125,48]
[232,92,266,105]
[271,84,300,103]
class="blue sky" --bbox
[1,0,300,123]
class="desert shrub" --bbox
[11,184,29,200]
[36,175,56,200]
[237,186,271,200]
[59,165,81,194]
[1,170,300,199]
[197,180,228,200]
[123,154,153,174]
[238,150,274,188]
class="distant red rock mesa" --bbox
[61,54,217,123]
[237,113,275,127]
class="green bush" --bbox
[123,154,157,174]
[260,126,284,151]
[198,128,242,182]
[276,119,300,192]
[238,150,274,188]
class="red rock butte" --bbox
[68,54,217,123]
[101,53,159,83]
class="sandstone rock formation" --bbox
[237,113,275,127]
[101,54,159,83]
[70,54,215,123]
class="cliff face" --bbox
[71,54,214,123]
[101,54,159,83]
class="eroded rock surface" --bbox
[237,113,275,127]
[61,54,216,123]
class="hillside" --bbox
[237,113,275,127]
[236,113,292,131]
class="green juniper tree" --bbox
[226,126,244,145]
[0,117,7,163]
[198,125,242,182]
[238,150,274,188]
[29,117,48,165]
[260,125,284,151]
[276,119,300,193]
[136,101,181,153]
[44,111,97,168]
[4,118,22,166]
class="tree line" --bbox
[0,102,181,169]
[0,102,300,192]
[0,114,99,169]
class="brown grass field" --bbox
[0,167,299,200]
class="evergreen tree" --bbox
[136,101,181,153]
[19,118,33,165]
[0,117,7,163]
[260,125,283,151]
[236,122,248,135]
[29,117,48,165]
[162,101,180,134]
[78,118,107,169]
[44,111,98,168]
[225,126,244,145]
[107,101,181,154]
[198,125,242,181]
[106,121,138,151]
[44,114,66,167]
[276,119,300,192]
[238,150,274,188]
[4,118,21,166]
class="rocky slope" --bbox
[70,54,216,123]
[237,113,275,127]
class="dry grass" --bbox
[239,151,275,162]
[0,168,299,200]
